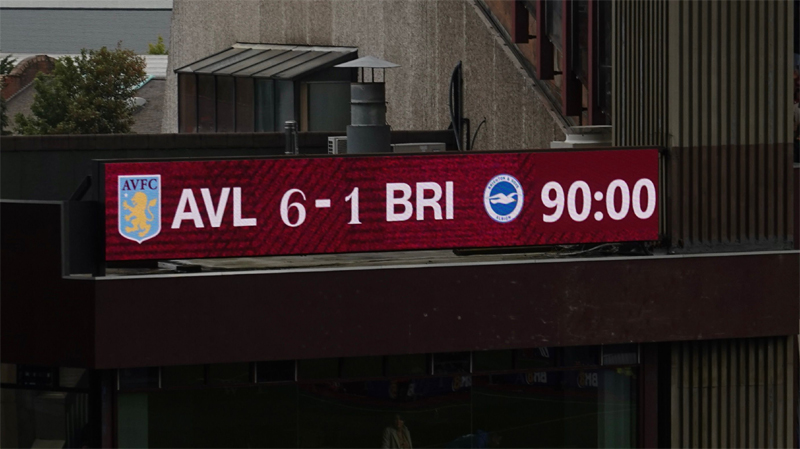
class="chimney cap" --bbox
[335,55,399,69]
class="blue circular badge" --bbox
[484,174,524,223]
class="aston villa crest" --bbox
[119,175,161,243]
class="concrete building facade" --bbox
[162,0,566,150]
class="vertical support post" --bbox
[640,343,660,448]
[587,0,601,124]
[537,0,555,79]
[562,0,583,117]
[93,162,106,277]
[90,370,117,448]
[513,0,531,43]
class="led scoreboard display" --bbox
[103,149,660,261]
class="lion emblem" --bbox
[123,192,157,237]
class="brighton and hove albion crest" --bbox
[118,175,161,243]
[484,174,524,223]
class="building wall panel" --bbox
[670,337,796,448]
[164,0,565,150]
[613,0,794,251]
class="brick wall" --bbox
[1,55,55,100]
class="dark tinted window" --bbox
[215,76,235,132]
[236,77,255,132]
[433,352,471,375]
[546,0,563,50]
[297,358,339,381]
[161,365,205,388]
[254,79,275,132]
[340,356,383,379]
[207,363,250,385]
[275,80,295,129]
[178,73,197,133]
[473,350,513,372]
[385,354,427,377]
[197,74,216,132]
[119,367,159,390]
[257,360,295,383]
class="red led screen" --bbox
[104,149,660,261]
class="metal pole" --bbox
[284,120,298,155]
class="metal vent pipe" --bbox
[335,56,400,154]
[347,83,390,154]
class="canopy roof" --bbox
[335,55,399,69]
[175,43,358,79]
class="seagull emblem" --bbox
[488,192,518,205]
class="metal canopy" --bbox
[175,43,358,79]
[334,55,399,68]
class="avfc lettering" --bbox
[121,178,159,191]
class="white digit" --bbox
[541,181,565,223]
[345,187,361,224]
[632,179,656,219]
[606,180,630,220]
[280,189,306,227]
[567,181,591,222]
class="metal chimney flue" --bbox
[335,56,400,154]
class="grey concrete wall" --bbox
[162,0,564,151]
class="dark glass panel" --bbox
[515,347,557,369]
[17,365,56,388]
[215,76,235,132]
[256,360,295,383]
[598,0,612,120]
[562,345,601,367]
[340,356,383,379]
[119,367,159,390]
[297,358,339,381]
[432,352,470,375]
[472,350,513,372]
[602,344,639,366]
[275,80,295,129]
[2,388,91,448]
[161,365,205,388]
[473,367,636,448]
[546,0,563,50]
[473,372,566,447]
[59,367,89,389]
[235,77,255,132]
[197,74,216,132]
[207,363,249,385]
[254,78,275,132]
[298,377,470,448]
[573,0,589,83]
[133,385,298,448]
[385,354,427,377]
[178,73,197,133]
[1,363,17,384]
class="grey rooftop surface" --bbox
[0,54,168,79]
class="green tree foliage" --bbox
[148,35,168,55]
[14,46,146,135]
[0,55,17,136]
